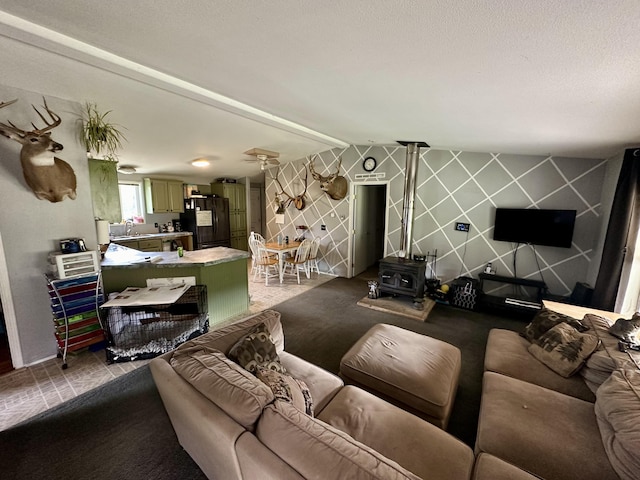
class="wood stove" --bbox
[378,256,426,308]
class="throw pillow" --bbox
[608,313,640,346]
[523,308,589,343]
[228,322,287,374]
[256,366,314,416]
[528,322,600,377]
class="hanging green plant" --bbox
[81,102,127,161]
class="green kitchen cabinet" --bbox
[144,178,185,214]
[211,182,247,250]
[88,159,122,223]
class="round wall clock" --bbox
[363,156,377,172]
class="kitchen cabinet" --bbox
[211,182,247,250]
[112,238,162,252]
[144,178,185,214]
[138,239,163,251]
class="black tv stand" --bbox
[478,273,547,314]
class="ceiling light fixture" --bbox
[191,159,210,167]
[117,165,137,174]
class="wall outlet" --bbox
[455,222,470,232]
[321,225,326,231]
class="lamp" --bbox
[191,159,210,167]
[117,165,137,174]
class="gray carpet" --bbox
[0,276,524,479]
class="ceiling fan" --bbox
[244,148,280,171]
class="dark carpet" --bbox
[0,276,525,479]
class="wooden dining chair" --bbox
[306,237,321,275]
[283,239,312,284]
[253,245,279,285]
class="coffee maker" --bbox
[172,220,182,232]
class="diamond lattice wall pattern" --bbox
[266,145,607,299]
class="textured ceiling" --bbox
[0,1,638,182]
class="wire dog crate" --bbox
[102,285,209,363]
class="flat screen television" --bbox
[493,208,576,248]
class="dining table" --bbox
[263,241,301,283]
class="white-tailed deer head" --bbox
[273,165,308,210]
[0,97,77,203]
[308,155,348,200]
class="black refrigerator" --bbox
[180,196,231,249]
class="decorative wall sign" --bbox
[0,97,77,203]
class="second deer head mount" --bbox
[309,155,348,200]
[272,164,308,211]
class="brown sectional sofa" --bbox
[150,310,481,480]
[476,300,640,480]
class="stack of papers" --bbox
[101,285,190,307]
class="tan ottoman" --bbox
[339,323,461,429]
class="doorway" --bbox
[349,182,388,278]
[250,185,264,237]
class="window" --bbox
[119,182,145,223]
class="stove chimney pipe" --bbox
[397,141,429,259]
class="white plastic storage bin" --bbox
[50,251,100,279]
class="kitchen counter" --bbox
[100,243,250,326]
[109,232,192,242]
[101,244,248,268]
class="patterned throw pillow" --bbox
[256,366,314,416]
[523,308,589,343]
[228,322,287,374]
[528,322,600,377]
[608,313,640,346]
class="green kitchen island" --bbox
[101,244,250,326]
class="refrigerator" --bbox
[180,196,231,249]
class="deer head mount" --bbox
[0,98,77,203]
[308,155,348,200]
[273,165,308,211]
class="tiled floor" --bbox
[0,266,332,431]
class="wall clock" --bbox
[363,156,377,172]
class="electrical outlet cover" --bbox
[455,222,470,232]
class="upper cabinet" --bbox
[144,178,185,214]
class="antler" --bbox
[272,165,308,210]
[273,167,295,206]
[30,97,61,134]
[308,155,320,180]
[0,97,61,137]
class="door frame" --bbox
[0,232,23,368]
[347,180,390,278]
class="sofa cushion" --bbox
[174,309,284,355]
[170,347,274,429]
[257,400,422,480]
[523,308,588,343]
[279,351,343,413]
[594,368,640,480]
[472,453,541,480]
[579,313,640,392]
[256,366,314,416]
[484,329,595,401]
[527,322,600,377]
[476,371,619,480]
[317,386,474,480]
[228,322,286,374]
[608,313,640,345]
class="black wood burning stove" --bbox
[378,256,426,308]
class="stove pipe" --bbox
[397,141,429,259]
